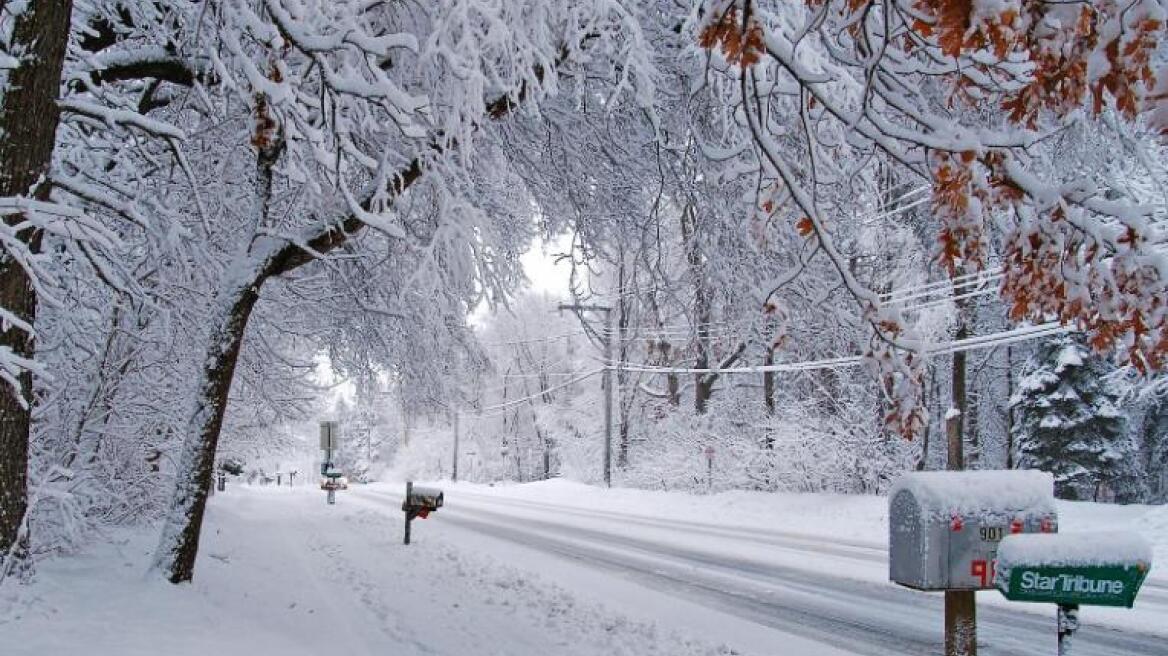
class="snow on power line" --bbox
[608,322,1073,375]
[881,268,1004,304]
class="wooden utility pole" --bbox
[763,345,776,449]
[945,271,975,656]
[451,411,460,483]
[1006,345,1015,470]
[558,303,613,486]
[602,309,613,486]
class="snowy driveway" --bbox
[350,484,1167,656]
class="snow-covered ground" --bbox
[0,485,734,656]
[1,479,1165,655]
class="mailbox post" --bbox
[889,470,1057,656]
[996,531,1152,655]
[402,481,443,545]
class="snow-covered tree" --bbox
[1011,335,1142,502]
[1143,393,1168,503]
[3,0,1167,588]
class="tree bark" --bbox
[153,286,260,583]
[0,0,74,574]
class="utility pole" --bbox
[451,411,460,483]
[946,270,975,656]
[558,303,613,487]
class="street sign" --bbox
[319,420,338,450]
[996,532,1153,608]
[704,446,715,461]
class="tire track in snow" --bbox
[352,488,1166,656]
[449,490,887,563]
[449,489,1168,607]
[349,488,928,655]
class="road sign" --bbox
[704,446,715,461]
[319,420,338,450]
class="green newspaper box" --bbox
[995,532,1152,608]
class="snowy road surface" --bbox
[3,481,1165,656]
[350,484,1167,656]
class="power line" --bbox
[896,286,1000,313]
[477,329,588,347]
[881,268,1004,303]
[458,368,603,417]
[607,322,1071,375]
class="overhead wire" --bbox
[881,268,1004,303]
[476,328,588,347]
[606,321,1073,375]
[457,368,604,418]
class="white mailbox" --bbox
[889,470,1057,591]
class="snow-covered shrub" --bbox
[616,387,915,495]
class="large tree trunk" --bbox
[153,285,260,583]
[0,0,74,575]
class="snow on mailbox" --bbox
[889,470,1057,591]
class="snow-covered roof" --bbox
[889,470,1055,516]
[997,532,1153,569]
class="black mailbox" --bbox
[402,485,444,514]
[402,481,442,544]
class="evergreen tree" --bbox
[1010,335,1143,502]
[1140,392,1168,503]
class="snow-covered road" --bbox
[349,484,1167,656]
[5,481,1164,656]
